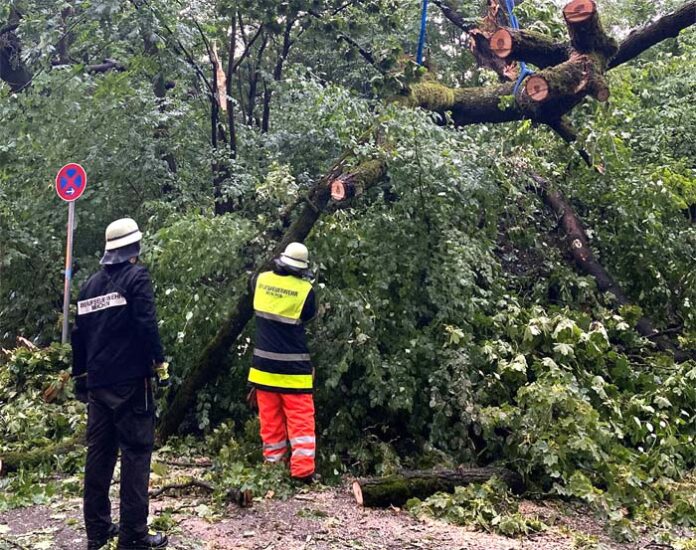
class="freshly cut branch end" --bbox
[562,0,617,58]
[490,28,513,58]
[352,480,364,505]
[526,75,550,102]
[563,0,596,24]
[330,175,357,201]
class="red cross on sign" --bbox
[55,163,87,202]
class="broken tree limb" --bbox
[529,173,692,361]
[0,432,84,475]
[489,28,570,68]
[157,156,387,440]
[609,0,696,69]
[149,478,253,506]
[562,0,618,59]
[352,467,525,508]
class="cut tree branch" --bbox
[0,432,84,474]
[562,0,618,58]
[489,28,570,68]
[353,467,524,508]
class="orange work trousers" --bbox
[256,389,315,479]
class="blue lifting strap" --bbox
[504,0,534,95]
[416,0,429,65]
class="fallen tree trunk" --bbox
[0,432,84,475]
[157,155,388,440]
[352,467,525,508]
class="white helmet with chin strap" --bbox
[279,242,309,270]
[105,218,143,250]
[100,218,143,265]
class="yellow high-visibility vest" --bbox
[253,271,312,325]
[251,271,313,392]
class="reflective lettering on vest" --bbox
[77,292,127,316]
[253,271,312,324]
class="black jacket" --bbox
[72,262,165,390]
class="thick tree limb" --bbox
[412,1,694,129]
[562,0,618,59]
[157,156,387,440]
[609,0,696,69]
[489,28,570,69]
[353,467,525,508]
[530,173,692,361]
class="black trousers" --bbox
[84,380,154,541]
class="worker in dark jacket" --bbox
[248,242,318,481]
[72,218,168,550]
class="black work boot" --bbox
[87,522,119,550]
[117,533,168,549]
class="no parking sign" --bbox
[55,163,87,202]
[56,162,87,343]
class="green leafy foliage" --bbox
[1,0,695,541]
[407,477,546,536]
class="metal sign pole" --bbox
[61,200,76,344]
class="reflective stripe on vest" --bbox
[253,271,312,323]
[253,348,311,362]
[248,367,313,390]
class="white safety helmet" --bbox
[279,242,309,270]
[104,218,143,251]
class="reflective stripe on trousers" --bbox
[257,390,315,478]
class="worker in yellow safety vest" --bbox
[247,242,318,482]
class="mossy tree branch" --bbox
[489,28,570,68]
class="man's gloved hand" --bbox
[155,362,171,388]
[246,387,258,411]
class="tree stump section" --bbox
[563,0,618,58]
[352,467,524,508]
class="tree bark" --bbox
[530,173,692,361]
[227,13,238,159]
[489,28,570,68]
[262,17,294,133]
[352,467,525,508]
[0,8,32,92]
[157,157,388,439]
[609,0,696,69]
[246,33,268,126]
[0,433,84,474]
[562,0,618,59]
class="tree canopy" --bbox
[1,0,696,541]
